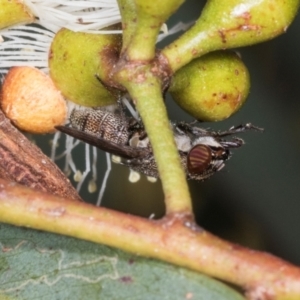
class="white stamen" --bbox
[147,176,157,183]
[73,170,82,182]
[87,146,98,194]
[91,146,98,182]
[129,169,140,183]
[149,213,155,219]
[23,0,121,33]
[0,25,53,75]
[88,179,97,193]
[64,135,79,174]
[160,23,168,34]
[76,142,91,191]
[157,21,194,42]
[50,131,61,161]
[111,155,121,164]
[122,96,139,120]
[96,152,111,206]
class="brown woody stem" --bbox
[0,110,81,201]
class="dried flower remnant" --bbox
[0,66,67,133]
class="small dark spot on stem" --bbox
[119,276,133,283]
[191,48,198,56]
[63,51,68,60]
[128,258,135,265]
[218,30,226,44]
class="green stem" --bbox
[124,71,192,214]
[162,0,300,73]
[161,24,214,73]
[116,0,191,213]
[120,0,186,61]
[126,13,162,60]
[117,0,137,51]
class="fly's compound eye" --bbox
[187,145,212,175]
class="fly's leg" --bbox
[215,123,264,137]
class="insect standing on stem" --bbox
[56,106,263,181]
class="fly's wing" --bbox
[56,125,149,159]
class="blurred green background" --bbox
[39,1,300,267]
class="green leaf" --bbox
[0,223,245,300]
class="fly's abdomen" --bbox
[69,109,130,145]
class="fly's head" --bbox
[174,123,262,181]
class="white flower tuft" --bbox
[23,0,121,33]
[0,25,53,75]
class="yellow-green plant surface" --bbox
[49,28,121,107]
[169,51,250,121]
[0,0,34,29]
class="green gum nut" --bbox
[169,51,250,122]
[0,0,34,29]
[49,28,122,107]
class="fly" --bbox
[56,107,263,181]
